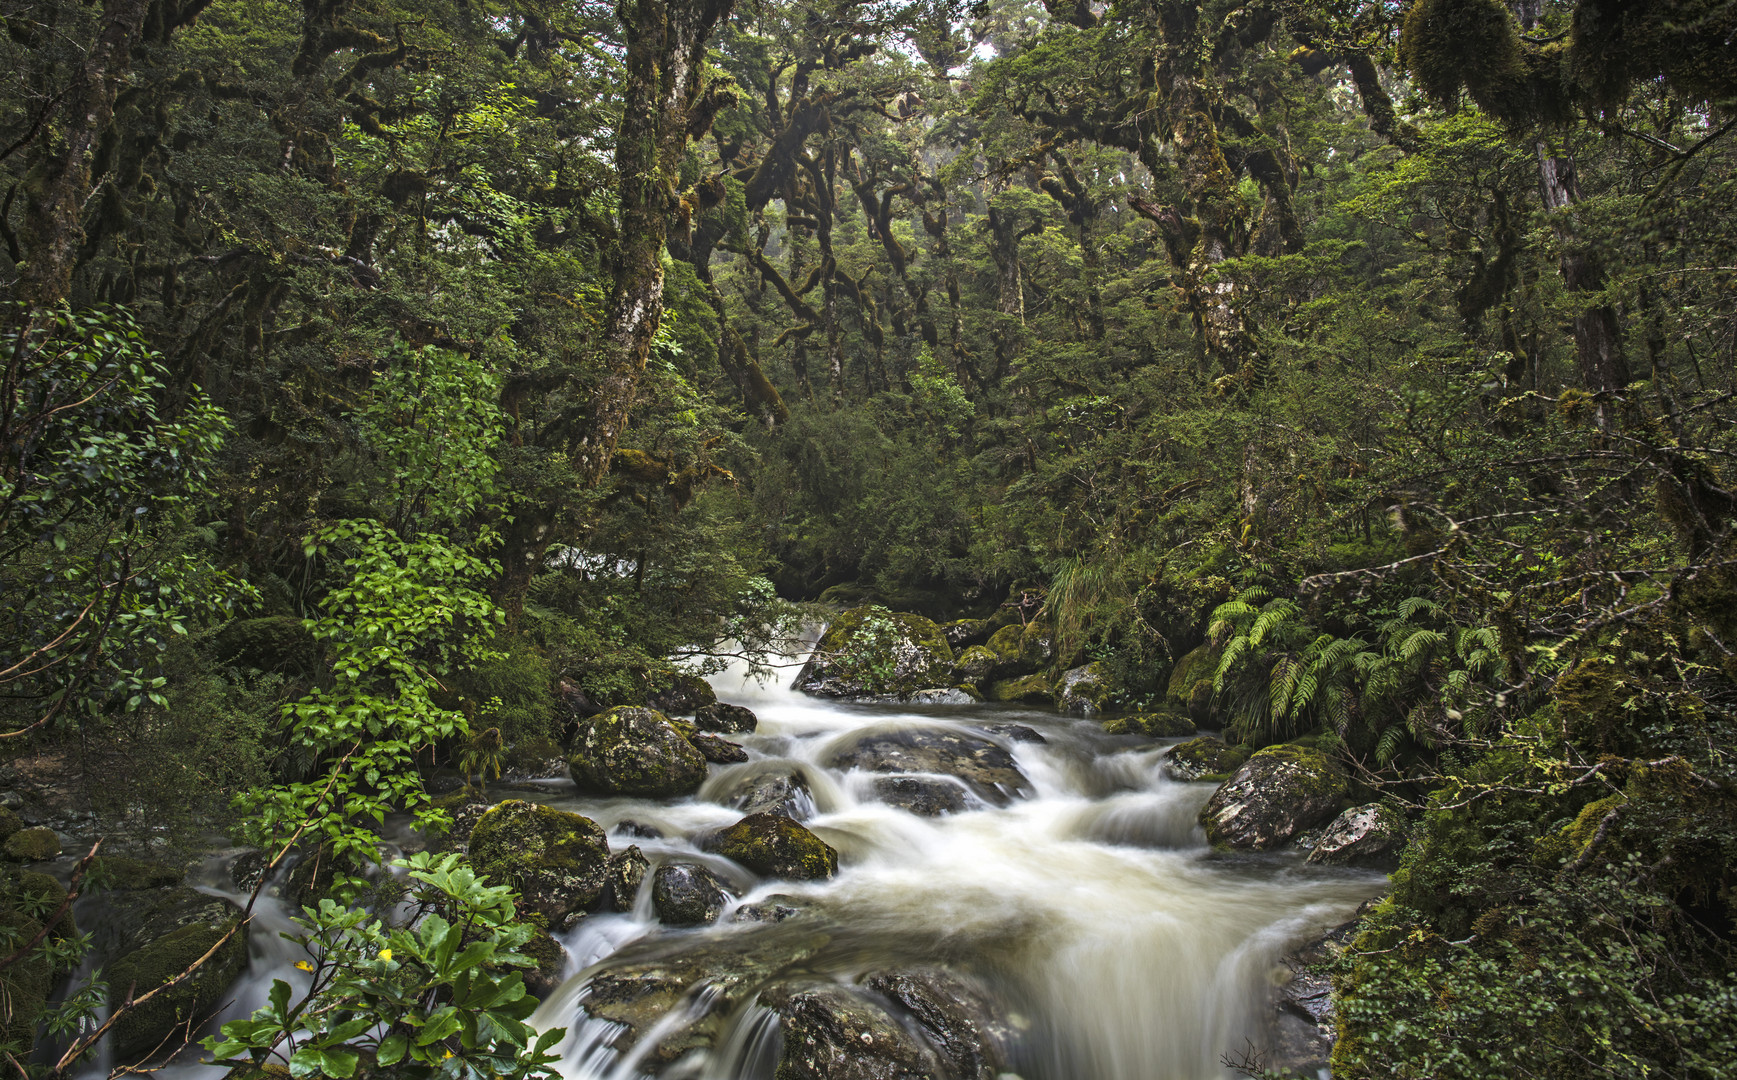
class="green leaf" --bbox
[376,1034,408,1066]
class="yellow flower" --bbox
[442,1051,454,1060]
[294,961,314,971]
[378,949,393,962]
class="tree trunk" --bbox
[578,0,736,484]
[13,0,153,317]
[1536,141,1629,409]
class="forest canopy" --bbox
[3,0,1737,1076]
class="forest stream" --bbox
[145,652,1383,1080]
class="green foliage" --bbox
[205,852,564,1080]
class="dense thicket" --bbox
[3,0,1736,1075]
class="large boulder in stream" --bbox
[1102,710,1196,738]
[567,706,709,798]
[701,812,837,881]
[872,776,969,817]
[604,846,650,912]
[93,886,249,1060]
[1200,745,1349,850]
[1162,736,1248,781]
[764,980,946,1080]
[723,768,816,820]
[862,968,1015,1080]
[580,921,834,1065]
[826,727,1032,806]
[1307,803,1405,869]
[1057,662,1116,715]
[651,862,738,926]
[467,800,611,929]
[647,672,717,715]
[695,702,758,734]
[795,607,954,699]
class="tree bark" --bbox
[13,0,153,316]
[578,0,736,484]
[1536,141,1629,407]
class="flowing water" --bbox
[116,654,1384,1080]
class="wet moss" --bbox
[109,918,248,1059]
[567,706,708,798]
[1102,711,1196,738]
[986,674,1055,706]
[468,800,611,928]
[703,812,838,881]
[3,828,59,862]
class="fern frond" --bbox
[1375,724,1406,766]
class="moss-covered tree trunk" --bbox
[580,0,737,485]
[1536,140,1629,413]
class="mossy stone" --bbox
[1199,744,1349,850]
[952,645,999,687]
[647,672,717,716]
[986,674,1055,706]
[1166,643,1220,720]
[567,706,709,798]
[1102,711,1196,738]
[91,856,185,891]
[4,869,75,940]
[985,624,1024,661]
[468,800,611,930]
[517,926,568,998]
[702,812,838,881]
[0,807,21,843]
[4,827,59,862]
[1163,736,1249,780]
[794,607,955,699]
[109,917,248,1059]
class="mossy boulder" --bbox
[951,645,999,688]
[91,856,186,891]
[0,807,21,843]
[1,868,75,940]
[518,926,568,998]
[984,624,1025,668]
[1056,662,1116,715]
[567,706,709,798]
[694,702,757,734]
[647,672,717,716]
[467,800,611,930]
[940,619,990,649]
[701,812,837,881]
[795,607,954,699]
[688,732,748,764]
[4,827,59,861]
[861,968,1015,1080]
[1200,745,1349,850]
[1166,642,1220,721]
[986,673,1056,706]
[110,913,248,1059]
[1162,736,1249,781]
[1102,711,1196,738]
[1307,804,1405,868]
[723,769,816,820]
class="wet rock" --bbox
[764,980,945,1080]
[93,856,186,891]
[863,968,1014,1080]
[467,800,611,929]
[647,672,717,716]
[1102,710,1196,738]
[0,792,20,811]
[695,702,758,734]
[871,776,969,817]
[951,645,999,687]
[3,827,59,861]
[567,706,709,798]
[731,893,823,924]
[1057,662,1116,715]
[581,923,832,1064]
[689,732,749,764]
[652,862,737,926]
[519,926,568,998]
[986,674,1056,707]
[1307,803,1404,869]
[701,812,838,881]
[227,851,268,894]
[941,618,990,649]
[1266,916,1361,1077]
[827,727,1032,806]
[1162,736,1249,781]
[1200,745,1349,850]
[101,890,249,1059]
[604,846,649,912]
[614,819,664,839]
[908,687,977,705]
[795,607,955,700]
[978,722,1046,744]
[726,770,815,820]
